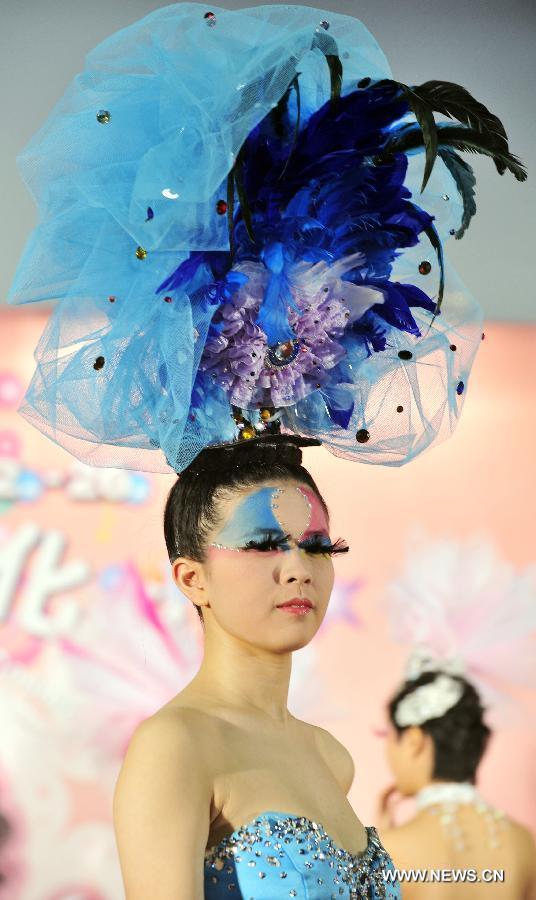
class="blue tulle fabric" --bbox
[9,2,483,473]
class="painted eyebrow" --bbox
[249,529,332,538]
[228,530,332,544]
[239,527,288,538]
[243,530,332,541]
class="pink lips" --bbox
[276,598,313,616]
[277,597,313,608]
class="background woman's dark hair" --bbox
[0,811,11,886]
[163,444,329,623]
[388,672,491,783]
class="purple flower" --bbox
[200,255,382,408]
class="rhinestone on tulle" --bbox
[398,349,413,361]
[456,380,465,395]
[161,188,180,200]
[135,246,147,260]
[216,199,228,215]
[204,11,216,26]
[418,260,432,275]
[93,356,105,371]
[356,429,370,443]
[319,19,330,29]
[96,109,110,124]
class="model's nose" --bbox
[278,546,312,585]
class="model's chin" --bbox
[268,634,313,654]
[273,616,321,652]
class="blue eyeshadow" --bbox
[215,487,282,548]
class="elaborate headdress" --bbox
[387,535,536,727]
[8,4,526,473]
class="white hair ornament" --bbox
[394,674,464,727]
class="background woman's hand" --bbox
[377,784,402,831]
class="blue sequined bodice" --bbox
[204,811,400,899]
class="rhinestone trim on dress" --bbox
[204,812,394,898]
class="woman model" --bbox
[379,539,536,899]
[7,4,526,897]
[382,673,536,899]
[115,438,400,897]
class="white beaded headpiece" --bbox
[394,673,464,727]
[393,643,466,727]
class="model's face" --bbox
[201,480,346,652]
[385,722,428,796]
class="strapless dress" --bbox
[204,810,400,898]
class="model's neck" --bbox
[192,630,293,724]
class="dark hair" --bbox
[388,672,491,783]
[0,812,11,886]
[163,444,329,622]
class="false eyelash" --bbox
[242,535,350,556]
[243,533,292,552]
[299,537,350,556]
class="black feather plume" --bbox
[278,74,301,180]
[422,221,445,316]
[270,81,294,138]
[438,149,477,239]
[311,29,342,104]
[233,147,255,244]
[387,123,527,182]
[399,85,438,192]
[415,80,510,176]
[325,53,343,103]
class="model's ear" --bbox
[172,558,210,612]
[402,725,428,757]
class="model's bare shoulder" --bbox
[310,723,355,794]
[113,707,212,900]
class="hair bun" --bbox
[182,434,321,476]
